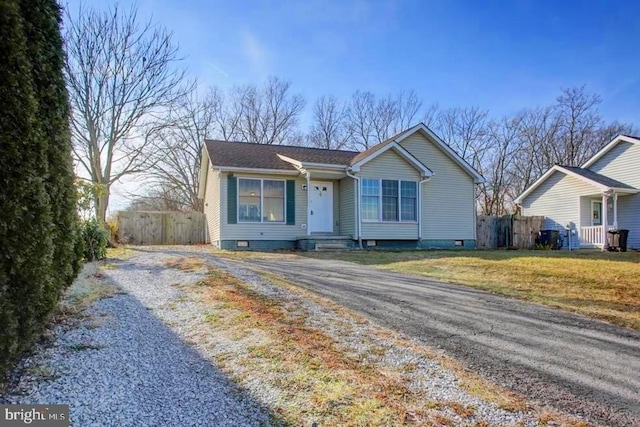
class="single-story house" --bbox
[198,123,485,250]
[515,134,640,250]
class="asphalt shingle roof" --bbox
[204,140,359,170]
[560,165,636,190]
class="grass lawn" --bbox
[301,249,640,330]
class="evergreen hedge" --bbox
[0,0,83,374]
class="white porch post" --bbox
[306,171,311,236]
[601,193,609,251]
[613,192,619,230]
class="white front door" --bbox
[308,181,333,233]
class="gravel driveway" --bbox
[1,251,275,427]
[3,247,637,426]
[245,255,640,427]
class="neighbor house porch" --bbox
[579,191,632,249]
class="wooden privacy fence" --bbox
[476,214,545,249]
[118,211,208,245]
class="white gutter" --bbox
[418,176,431,240]
[216,166,300,175]
[346,170,362,249]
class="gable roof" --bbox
[390,123,485,183]
[203,123,485,183]
[350,140,433,177]
[559,166,636,190]
[204,140,358,171]
[514,165,638,204]
[582,134,640,168]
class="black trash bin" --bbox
[538,230,560,249]
[608,229,629,252]
[619,229,629,252]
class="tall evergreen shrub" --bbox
[0,0,82,374]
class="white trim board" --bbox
[514,165,639,204]
[582,134,640,168]
[350,141,434,177]
[391,123,485,184]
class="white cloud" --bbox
[241,30,269,74]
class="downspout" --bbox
[306,170,311,236]
[417,177,431,241]
[346,170,362,249]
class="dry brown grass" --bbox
[302,250,640,330]
[163,257,206,272]
[60,263,119,313]
[260,271,530,413]
[183,265,591,426]
[105,246,135,260]
[189,267,441,425]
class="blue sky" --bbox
[65,0,639,212]
[65,0,640,127]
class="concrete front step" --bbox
[315,242,352,250]
[296,236,355,251]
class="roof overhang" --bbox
[514,165,639,204]
[276,154,348,171]
[350,140,434,178]
[214,166,300,176]
[582,135,640,168]
[393,123,485,184]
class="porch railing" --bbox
[580,225,611,247]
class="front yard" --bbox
[300,249,640,330]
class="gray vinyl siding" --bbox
[359,149,420,239]
[339,177,356,237]
[400,133,476,240]
[332,180,340,234]
[220,172,308,240]
[521,171,597,230]
[203,164,221,244]
[588,141,640,248]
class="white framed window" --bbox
[361,179,380,220]
[400,181,417,221]
[238,178,285,223]
[361,179,417,222]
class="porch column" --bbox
[601,193,609,251]
[613,193,619,229]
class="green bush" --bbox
[82,220,109,261]
[105,219,119,246]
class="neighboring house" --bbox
[515,135,640,250]
[198,123,485,250]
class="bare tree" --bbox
[371,95,398,142]
[125,186,186,212]
[345,91,376,150]
[393,90,424,132]
[307,95,351,149]
[227,76,305,145]
[64,5,186,222]
[507,106,562,198]
[210,87,243,141]
[434,107,490,169]
[346,90,435,150]
[145,89,217,212]
[478,118,519,215]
